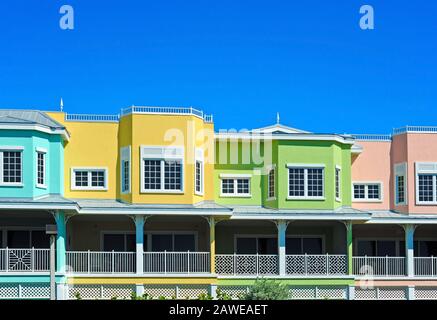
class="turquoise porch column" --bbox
[277,220,287,276]
[54,211,66,273]
[403,224,416,277]
[135,216,145,275]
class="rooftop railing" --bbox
[393,126,437,135]
[121,106,214,123]
[65,113,120,122]
[350,134,392,141]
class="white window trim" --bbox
[140,145,185,194]
[415,162,437,205]
[194,148,204,196]
[220,176,252,198]
[335,165,341,202]
[352,181,383,202]
[394,162,407,206]
[267,164,276,201]
[35,148,47,189]
[0,147,24,187]
[71,167,108,191]
[286,165,325,200]
[120,146,131,194]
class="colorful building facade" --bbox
[1,107,437,300]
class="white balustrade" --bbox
[286,254,347,276]
[353,256,406,276]
[65,113,120,122]
[215,254,279,276]
[143,251,210,274]
[0,248,50,272]
[66,251,136,274]
[415,257,437,276]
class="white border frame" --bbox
[35,148,47,189]
[415,162,437,205]
[70,167,109,191]
[120,146,131,194]
[286,164,326,201]
[220,176,252,198]
[0,146,24,187]
[352,181,384,203]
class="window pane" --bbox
[37,152,45,185]
[377,241,396,256]
[307,168,323,197]
[303,238,323,254]
[164,160,182,191]
[221,179,234,194]
[258,238,277,254]
[103,234,125,251]
[0,230,2,248]
[289,168,305,197]
[354,185,365,199]
[396,176,405,203]
[7,231,30,248]
[335,168,340,198]
[237,179,250,194]
[75,170,88,187]
[123,160,130,192]
[286,238,302,254]
[419,175,434,202]
[174,234,195,251]
[268,169,275,198]
[91,171,105,187]
[31,231,49,248]
[3,151,22,183]
[367,184,380,199]
[126,234,136,252]
[236,238,257,254]
[195,161,202,193]
[419,241,437,257]
[144,160,161,190]
[151,234,173,251]
[357,240,376,256]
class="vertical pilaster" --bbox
[407,286,415,300]
[210,284,218,299]
[348,285,355,300]
[135,215,145,275]
[54,211,66,273]
[209,217,216,274]
[136,284,145,297]
[403,224,416,277]
[277,220,287,276]
[346,221,353,275]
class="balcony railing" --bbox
[0,248,50,272]
[353,256,406,276]
[215,254,279,275]
[121,106,213,123]
[414,257,437,276]
[143,251,210,274]
[66,251,136,274]
[65,113,120,122]
[286,254,347,276]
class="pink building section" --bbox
[352,132,437,215]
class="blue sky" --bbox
[0,1,436,134]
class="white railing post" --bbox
[234,253,237,276]
[112,250,115,274]
[187,251,190,275]
[304,253,308,275]
[87,250,91,274]
[31,247,34,272]
[326,253,329,275]
[386,255,389,276]
[432,256,435,276]
[164,250,167,275]
[365,255,368,275]
[256,253,259,276]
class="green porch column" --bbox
[346,221,353,275]
[54,211,66,273]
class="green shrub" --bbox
[197,293,213,300]
[74,292,82,300]
[241,279,288,300]
[216,289,232,300]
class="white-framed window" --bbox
[286,235,325,254]
[352,182,383,202]
[267,165,275,199]
[120,146,131,194]
[148,232,197,252]
[36,148,46,188]
[335,165,341,201]
[395,163,407,205]
[220,174,251,197]
[287,164,325,200]
[71,168,108,190]
[0,147,23,186]
[234,235,277,254]
[416,162,437,205]
[195,148,204,196]
[140,146,184,193]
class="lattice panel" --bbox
[102,285,135,299]
[378,288,407,300]
[179,285,209,299]
[258,256,279,275]
[307,256,327,274]
[0,284,19,299]
[143,285,176,299]
[289,287,317,299]
[68,285,102,300]
[286,256,305,275]
[215,255,234,275]
[21,284,50,298]
[236,256,257,275]
[355,288,378,300]
[317,287,347,300]
[217,286,248,299]
[415,287,437,300]
[328,256,347,274]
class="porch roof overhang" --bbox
[0,195,77,211]
[228,206,371,221]
[366,211,437,224]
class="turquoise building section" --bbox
[0,129,64,198]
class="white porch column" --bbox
[276,220,287,276]
[135,216,145,275]
[403,224,416,277]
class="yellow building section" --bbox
[119,113,215,204]
[45,111,119,199]
[67,277,217,285]
[45,111,214,204]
